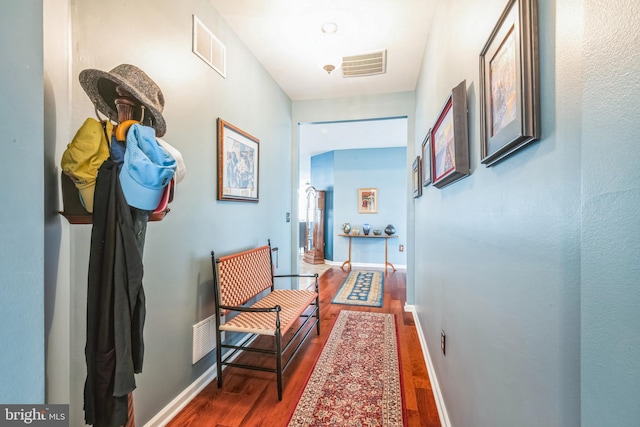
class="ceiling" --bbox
[208,0,436,101]
[298,117,408,187]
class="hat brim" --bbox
[79,68,167,137]
[119,164,167,211]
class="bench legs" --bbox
[276,331,283,401]
[315,295,321,335]
[214,304,319,401]
[216,328,223,389]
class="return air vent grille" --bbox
[192,314,224,364]
[342,50,387,77]
[192,15,226,78]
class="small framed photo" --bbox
[358,188,378,214]
[421,131,432,187]
[479,0,540,166]
[217,118,259,202]
[430,80,470,189]
[412,156,422,198]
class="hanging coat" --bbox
[84,158,146,427]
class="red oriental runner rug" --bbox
[288,310,405,426]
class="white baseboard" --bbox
[143,363,216,427]
[143,335,255,427]
[404,304,451,427]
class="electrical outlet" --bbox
[441,330,446,355]
[399,244,404,252]
[285,212,291,222]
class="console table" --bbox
[338,233,398,273]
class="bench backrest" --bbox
[214,245,274,311]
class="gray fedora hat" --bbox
[79,64,167,137]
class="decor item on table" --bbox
[430,80,470,188]
[352,226,360,235]
[480,0,540,167]
[341,222,351,234]
[422,130,432,187]
[362,223,371,235]
[217,118,259,202]
[373,229,382,235]
[384,224,396,235]
[357,187,378,214]
[332,271,383,307]
[287,311,403,426]
[413,155,422,198]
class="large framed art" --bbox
[479,0,540,166]
[217,118,259,202]
[430,80,470,189]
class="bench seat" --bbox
[219,289,318,336]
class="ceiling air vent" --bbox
[342,50,387,78]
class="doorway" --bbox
[297,117,408,279]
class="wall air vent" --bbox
[192,15,226,78]
[342,50,387,78]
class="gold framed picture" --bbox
[358,188,378,214]
[217,118,259,202]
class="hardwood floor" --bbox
[167,267,440,427]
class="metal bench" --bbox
[211,240,320,400]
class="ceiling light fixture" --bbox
[318,22,340,74]
[322,64,336,74]
[321,22,338,34]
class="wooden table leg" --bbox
[341,236,352,271]
[384,237,396,273]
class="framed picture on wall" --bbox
[479,0,540,166]
[413,156,422,198]
[217,118,260,202]
[421,131,432,187]
[430,80,470,188]
[358,188,378,214]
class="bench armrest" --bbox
[220,304,282,313]
[273,273,318,279]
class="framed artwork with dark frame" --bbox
[479,0,540,166]
[217,118,259,202]
[358,188,378,214]
[412,156,422,198]
[421,131,432,187]
[430,80,470,189]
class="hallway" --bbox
[167,267,440,426]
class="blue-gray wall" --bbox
[0,0,45,404]
[414,0,639,425]
[3,1,639,426]
[39,0,293,424]
[312,147,407,267]
[581,0,640,424]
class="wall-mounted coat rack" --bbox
[59,172,170,224]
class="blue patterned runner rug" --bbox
[331,270,384,307]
